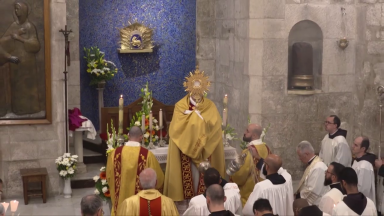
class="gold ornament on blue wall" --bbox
[118,21,154,53]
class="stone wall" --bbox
[196,0,250,140]
[0,0,67,198]
[198,0,384,179]
[67,0,80,110]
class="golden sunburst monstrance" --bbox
[183,66,211,95]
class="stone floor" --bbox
[1,180,300,215]
[1,188,110,216]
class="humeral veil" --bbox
[164,95,225,201]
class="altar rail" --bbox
[100,98,175,134]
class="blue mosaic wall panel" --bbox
[79,0,196,130]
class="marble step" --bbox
[71,163,105,189]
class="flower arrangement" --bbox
[55,153,78,179]
[261,123,271,142]
[105,119,121,155]
[83,46,118,86]
[93,166,111,201]
[223,124,238,142]
[128,82,160,147]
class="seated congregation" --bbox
[78,114,384,216]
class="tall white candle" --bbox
[149,111,153,131]
[118,95,124,135]
[141,113,145,132]
[223,109,227,126]
[10,200,18,212]
[1,202,9,213]
[159,109,163,127]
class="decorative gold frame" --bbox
[0,0,52,125]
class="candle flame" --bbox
[120,95,123,98]
[225,94,227,97]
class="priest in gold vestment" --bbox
[231,124,271,206]
[117,168,179,216]
[106,126,164,216]
[164,68,225,201]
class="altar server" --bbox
[351,136,376,205]
[106,126,164,216]
[243,154,293,216]
[183,168,242,216]
[332,167,377,216]
[117,168,179,216]
[319,115,352,167]
[295,141,329,205]
[318,162,345,215]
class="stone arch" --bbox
[288,20,323,91]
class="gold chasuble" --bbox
[164,95,225,201]
[117,189,179,216]
[231,140,271,206]
[106,142,164,216]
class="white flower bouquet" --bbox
[55,153,78,179]
[93,166,110,200]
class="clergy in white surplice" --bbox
[351,136,376,205]
[183,168,242,216]
[318,162,345,215]
[242,154,294,216]
[319,115,352,167]
[295,141,329,205]
[332,167,377,216]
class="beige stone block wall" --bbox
[0,0,67,198]
[197,0,250,143]
[197,0,384,178]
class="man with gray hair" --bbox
[80,194,103,216]
[295,141,329,205]
[117,168,179,216]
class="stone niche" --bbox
[288,20,323,93]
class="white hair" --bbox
[139,168,157,189]
[296,140,315,154]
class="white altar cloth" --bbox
[149,146,237,164]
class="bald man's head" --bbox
[265,154,282,173]
[243,124,263,142]
[139,168,157,189]
[206,184,225,205]
[129,126,143,141]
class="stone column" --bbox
[74,130,87,173]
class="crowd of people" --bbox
[77,114,384,216]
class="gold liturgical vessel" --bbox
[291,42,314,90]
